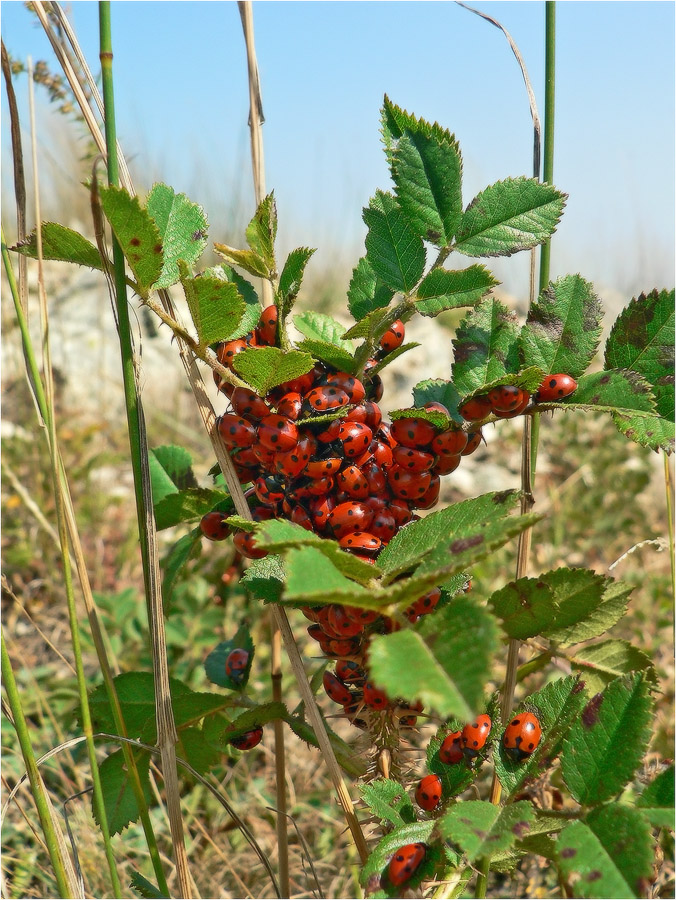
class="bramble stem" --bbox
[664,452,675,599]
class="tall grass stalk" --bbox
[98,3,193,896]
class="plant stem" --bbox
[2,632,74,898]
[664,452,675,599]
[538,1,556,294]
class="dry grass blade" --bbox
[1,41,28,316]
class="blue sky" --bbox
[2,1,674,301]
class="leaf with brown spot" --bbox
[440,800,535,863]
[452,297,521,396]
[99,185,164,296]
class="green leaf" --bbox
[367,597,498,721]
[541,369,656,415]
[151,445,195,491]
[569,639,656,695]
[561,674,653,805]
[611,408,675,454]
[412,379,464,424]
[145,183,208,289]
[129,871,167,899]
[377,490,520,577]
[12,222,105,270]
[176,727,221,776]
[99,185,163,296]
[295,339,357,373]
[367,342,420,375]
[637,765,674,828]
[391,127,463,246]
[213,242,269,278]
[347,256,395,320]
[544,572,632,645]
[95,749,152,835]
[161,529,202,612]
[488,577,559,640]
[148,449,179,505]
[440,800,535,863]
[360,779,416,829]
[293,310,354,350]
[451,298,521,396]
[556,805,654,898]
[455,177,566,258]
[427,727,476,798]
[415,265,498,316]
[363,190,426,293]
[359,819,438,892]
[284,713,366,777]
[179,262,246,347]
[389,406,453,431]
[277,247,316,313]
[240,555,285,603]
[605,288,675,420]
[221,701,287,745]
[202,265,261,340]
[231,346,314,395]
[520,275,603,379]
[245,193,277,272]
[282,546,373,607]
[204,625,255,690]
[154,488,229,531]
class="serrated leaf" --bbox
[464,367,545,402]
[367,597,497,721]
[154,488,228,531]
[161,529,202,613]
[637,765,674,828]
[495,676,588,799]
[148,449,179,505]
[389,406,453,431]
[540,369,656,415]
[440,800,535,863]
[176,727,221,776]
[129,871,167,899]
[561,674,653,805]
[241,555,285,604]
[222,701,287,744]
[359,819,438,891]
[455,177,566,258]
[412,379,464,424]
[179,261,245,347]
[363,190,426,293]
[245,193,277,272]
[284,713,366,777]
[569,639,656,695]
[427,728,476,797]
[282,545,374,607]
[520,275,603,379]
[99,185,163,296]
[213,242,269,278]
[204,626,255,690]
[391,128,463,246]
[151,445,195,491]
[378,490,520,577]
[277,247,315,313]
[605,289,675,420]
[415,265,498,316]
[204,265,261,339]
[544,572,632,645]
[296,339,357,373]
[95,749,152,835]
[488,577,559,640]
[347,256,395,320]
[145,183,208,289]
[556,805,654,898]
[231,346,314,395]
[368,342,420,376]
[360,779,417,828]
[452,298,520,396]
[12,222,105,270]
[293,310,353,350]
[611,408,675,454]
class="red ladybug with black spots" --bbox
[503,711,542,760]
[225,648,249,686]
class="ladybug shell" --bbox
[414,473,441,510]
[217,414,257,449]
[326,605,365,638]
[323,670,353,705]
[274,441,312,478]
[335,658,366,685]
[461,430,483,456]
[488,384,526,412]
[458,395,493,421]
[217,338,247,368]
[257,414,299,452]
[323,372,366,404]
[536,373,578,402]
[257,305,278,345]
[337,465,370,498]
[393,445,436,472]
[230,387,271,420]
[493,391,531,419]
[327,501,374,538]
[225,648,249,685]
[411,588,441,618]
[232,531,268,560]
[230,727,263,751]
[338,531,382,556]
[390,417,437,449]
[304,385,351,413]
[275,391,303,421]
[290,505,314,531]
[253,475,285,506]
[503,711,542,759]
[305,456,342,478]
[461,714,492,758]
[362,400,383,430]
[363,681,389,709]
[432,428,468,456]
[369,511,397,542]
[379,320,405,354]
[432,453,462,476]
[388,842,426,887]
[439,731,464,764]
[388,467,432,500]
[344,606,379,626]
[199,511,231,541]
[415,774,442,811]
[337,422,373,457]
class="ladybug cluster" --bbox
[458,373,577,423]
[223,648,264,751]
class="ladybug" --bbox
[363,369,384,402]
[337,422,373,457]
[361,461,387,495]
[230,727,263,751]
[232,445,260,469]
[461,714,492,758]
[323,670,353,705]
[326,636,362,658]
[217,338,247,369]
[310,494,336,532]
[379,320,405,355]
[338,531,382,556]
[326,605,365,638]
[503,711,542,760]
[335,658,366,685]
[363,681,389,710]
[488,384,526,412]
[535,373,578,402]
[458,395,493,421]
[393,445,436,472]
[344,606,379,626]
[369,511,397,542]
[275,391,303,421]
[327,501,374,538]
[439,731,464,765]
[389,498,414,527]
[232,530,268,560]
[274,438,313,478]
[307,623,330,644]
[217,414,257,449]
[415,774,442,811]
[388,843,426,887]
[461,430,483,456]
[410,588,441,618]
[493,391,531,418]
[290,505,314,531]
[230,386,271,420]
[315,417,343,444]
[199,511,231,541]
[432,453,462,476]
[225,648,249,685]
[251,442,277,469]
[388,467,432,500]
[371,439,394,470]
[257,305,278,345]
[323,372,366,404]
[253,475,285,506]
[257,414,299,452]
[304,385,351,413]
[390,417,437,449]
[432,428,468,456]
[362,400,383,430]
[414,474,441,510]
[337,465,370,498]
